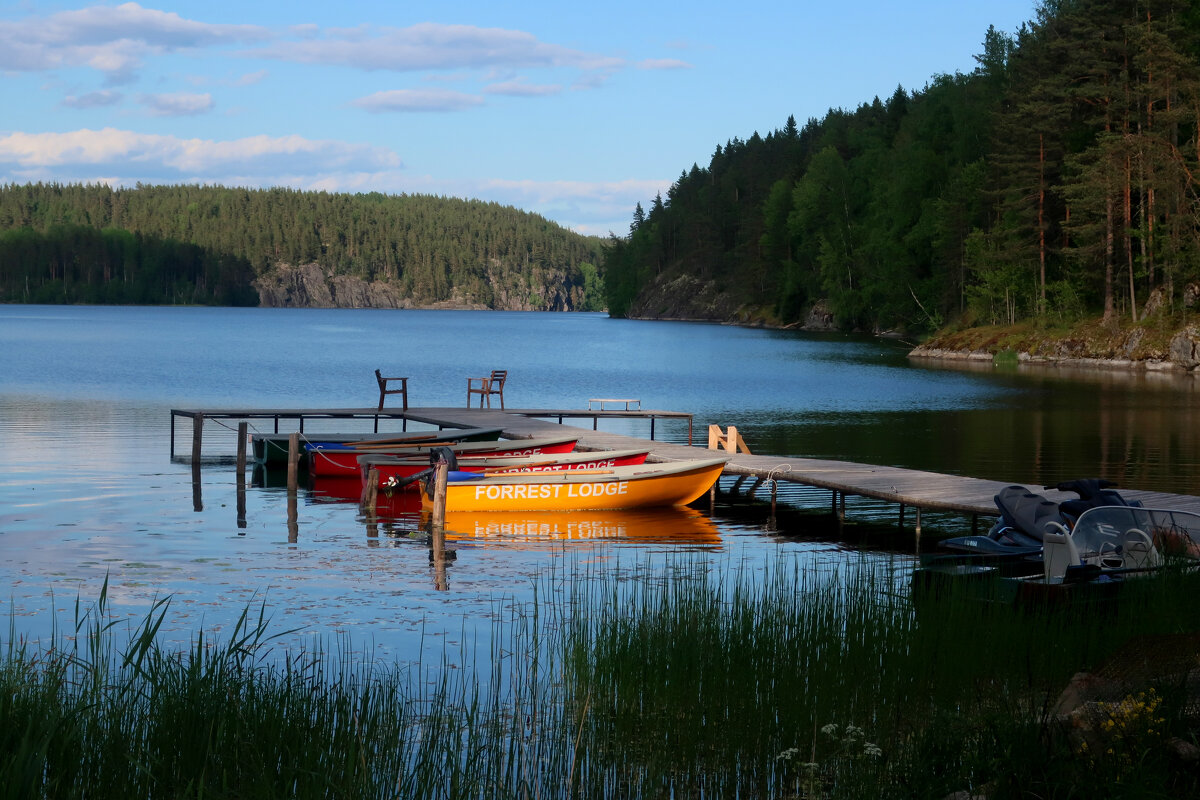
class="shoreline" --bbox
[907,345,1196,374]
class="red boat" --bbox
[360,447,650,492]
[308,433,580,478]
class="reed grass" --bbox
[3,560,1198,798]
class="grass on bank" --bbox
[3,560,1199,799]
[921,311,1200,363]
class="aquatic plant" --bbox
[3,556,1199,798]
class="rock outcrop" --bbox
[253,263,563,310]
[624,271,837,330]
[1169,326,1200,370]
[911,321,1200,372]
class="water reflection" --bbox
[440,506,722,547]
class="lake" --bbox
[2,305,1198,659]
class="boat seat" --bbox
[1042,523,1081,583]
[1122,528,1162,570]
[467,369,507,409]
[375,369,409,410]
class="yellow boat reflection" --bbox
[437,506,722,545]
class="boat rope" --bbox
[766,464,793,493]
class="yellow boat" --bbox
[422,457,728,512]
[438,506,721,544]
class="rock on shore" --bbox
[910,324,1200,372]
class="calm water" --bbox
[2,305,1198,657]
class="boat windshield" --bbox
[1070,506,1200,567]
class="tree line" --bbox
[603,0,1200,333]
[0,184,605,309]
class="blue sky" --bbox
[1,1,1038,236]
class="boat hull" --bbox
[311,433,579,477]
[422,458,728,512]
[361,448,649,490]
[254,426,502,466]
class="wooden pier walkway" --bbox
[171,405,1200,524]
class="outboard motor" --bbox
[428,446,459,471]
[423,446,459,496]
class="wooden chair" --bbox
[466,370,508,409]
[375,369,409,410]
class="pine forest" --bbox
[0,184,605,310]
[603,0,1200,335]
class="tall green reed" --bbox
[3,556,1198,798]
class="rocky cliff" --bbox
[624,272,838,330]
[254,263,582,310]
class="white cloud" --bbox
[233,69,268,86]
[0,2,270,80]
[476,178,671,235]
[0,128,400,182]
[139,91,213,116]
[484,80,561,97]
[248,22,625,74]
[637,58,692,70]
[61,89,123,109]
[351,89,484,113]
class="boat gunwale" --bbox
[437,457,729,485]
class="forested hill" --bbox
[0,184,606,310]
[604,0,1200,335]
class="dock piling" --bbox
[361,467,379,515]
[190,414,203,464]
[236,422,247,529]
[287,433,300,493]
[430,461,449,530]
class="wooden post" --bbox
[430,461,449,531]
[914,507,923,556]
[360,467,379,515]
[898,503,905,530]
[287,491,298,543]
[287,433,300,493]
[286,431,299,543]
[191,413,204,464]
[190,414,204,512]
[191,459,203,513]
[236,422,247,529]
[431,524,448,591]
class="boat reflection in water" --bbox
[305,477,723,546]
[437,506,722,546]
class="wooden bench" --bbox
[375,369,409,410]
[467,369,507,409]
[588,398,641,411]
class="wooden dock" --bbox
[171,406,1200,526]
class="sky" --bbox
[1,1,1039,237]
